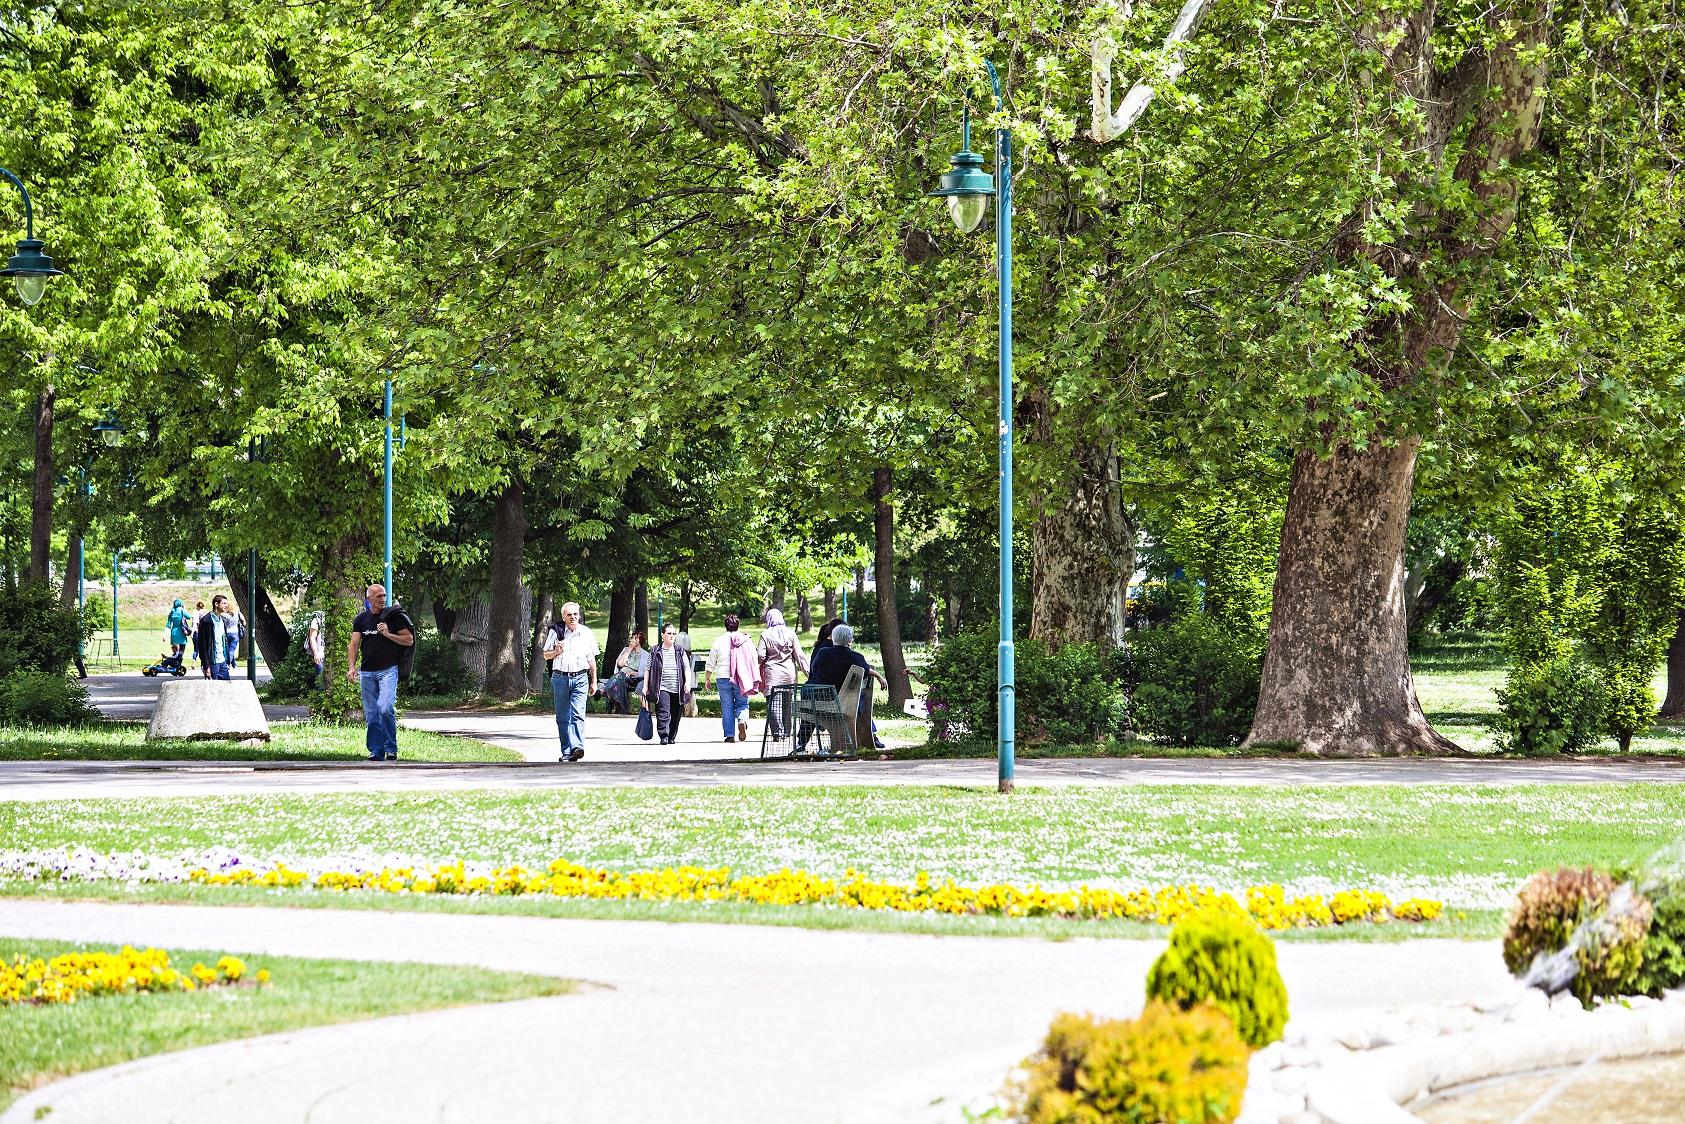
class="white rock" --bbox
[1549,992,1586,1016]
[1436,1007,1480,1035]
[1334,1027,1375,1051]
[1368,1015,1413,1048]
[1281,1112,1325,1124]
[1253,1043,1289,1071]
[1279,1045,1318,1068]
[1505,988,1551,1023]
[1272,1068,1310,1096]
[146,678,271,742]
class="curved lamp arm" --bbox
[0,168,34,241]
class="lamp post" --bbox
[381,378,406,595]
[246,437,266,681]
[77,416,122,663]
[0,169,62,306]
[929,61,1015,794]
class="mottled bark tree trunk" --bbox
[873,466,911,708]
[634,581,650,647]
[822,587,837,623]
[29,387,54,584]
[526,591,555,693]
[483,479,529,700]
[604,576,636,679]
[797,590,811,632]
[945,591,961,637]
[1030,443,1134,648]
[1247,0,1548,754]
[1661,612,1685,720]
[450,597,492,689]
[1245,443,1460,755]
[678,581,695,634]
[222,554,291,670]
[769,584,785,614]
[60,532,80,607]
[314,531,370,721]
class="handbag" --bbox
[684,698,699,718]
[635,705,654,741]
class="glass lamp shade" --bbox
[15,272,45,306]
[947,193,989,234]
[98,425,121,447]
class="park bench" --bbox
[760,666,869,759]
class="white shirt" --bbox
[707,634,734,679]
[548,624,599,674]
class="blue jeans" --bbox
[719,681,750,738]
[359,666,399,758]
[210,662,231,681]
[552,670,589,754]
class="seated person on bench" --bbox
[804,624,888,750]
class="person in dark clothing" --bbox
[641,623,694,744]
[802,624,888,751]
[194,595,234,680]
[344,583,414,761]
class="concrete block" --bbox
[145,678,271,742]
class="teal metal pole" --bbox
[987,60,1015,794]
[111,551,119,658]
[76,468,87,662]
[841,585,848,623]
[247,548,257,681]
[383,377,394,593]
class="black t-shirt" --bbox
[353,607,414,672]
[809,644,871,689]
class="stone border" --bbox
[1240,989,1685,1123]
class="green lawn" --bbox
[0,936,571,1111]
[0,721,519,763]
[4,782,1681,939]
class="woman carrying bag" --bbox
[641,623,695,745]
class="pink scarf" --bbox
[728,632,761,694]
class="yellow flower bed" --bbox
[188,860,1444,930]
[1,946,271,1006]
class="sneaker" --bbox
[568,748,585,762]
[874,737,886,749]
[737,718,748,742]
[724,737,735,743]
[366,753,383,762]
[385,754,398,761]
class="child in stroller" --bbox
[142,651,189,677]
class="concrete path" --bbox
[0,899,1516,1123]
[86,671,814,763]
[5,754,1685,802]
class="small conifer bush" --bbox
[1144,910,1288,1048]
[1013,1002,1249,1124]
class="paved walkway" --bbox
[5,753,1685,801]
[0,899,1516,1123]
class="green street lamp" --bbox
[929,61,1016,794]
[0,168,63,306]
[93,413,123,447]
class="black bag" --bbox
[635,706,654,741]
[380,606,418,685]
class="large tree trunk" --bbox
[634,581,650,646]
[1406,556,1466,637]
[60,531,81,607]
[29,387,54,584]
[483,479,529,700]
[946,589,961,637]
[873,466,911,708]
[822,586,837,623]
[314,530,370,721]
[526,591,555,693]
[1661,612,1685,720]
[769,584,786,614]
[432,597,457,639]
[678,580,695,634]
[222,554,291,669]
[604,576,636,679]
[925,574,940,649]
[1030,443,1134,648]
[1245,442,1460,756]
[449,597,492,689]
[797,590,811,632]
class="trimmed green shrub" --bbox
[0,670,99,726]
[1614,868,1685,999]
[1502,867,1652,1006]
[924,628,1124,745]
[1489,655,1609,755]
[1119,615,1263,747]
[1145,911,1288,1048]
[1012,1003,1250,1124]
[0,581,86,678]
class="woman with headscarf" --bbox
[706,613,761,742]
[757,608,809,741]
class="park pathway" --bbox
[0,898,1515,1123]
[5,754,1685,801]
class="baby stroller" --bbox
[142,651,189,677]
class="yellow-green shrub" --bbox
[1013,1003,1249,1124]
[1502,867,1652,1006]
[1145,911,1288,1048]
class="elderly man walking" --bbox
[345,584,414,761]
[542,601,598,762]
